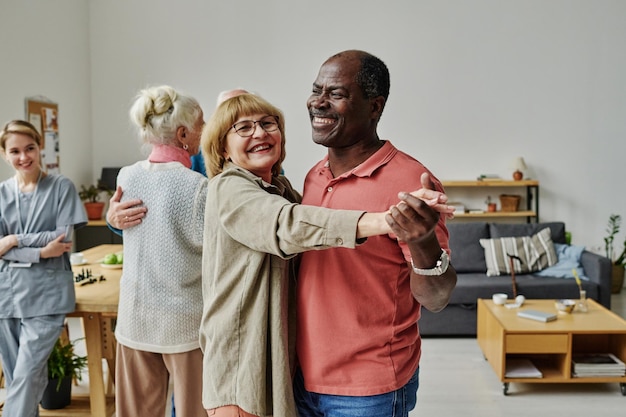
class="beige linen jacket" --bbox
[200,164,364,417]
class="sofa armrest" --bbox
[580,250,612,309]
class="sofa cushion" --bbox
[479,227,558,276]
[450,273,516,303]
[449,273,599,305]
[489,221,566,244]
[513,274,598,301]
[447,222,489,273]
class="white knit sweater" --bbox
[114,160,207,353]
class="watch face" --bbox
[440,251,450,272]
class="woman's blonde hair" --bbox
[129,85,202,145]
[201,94,286,178]
[0,120,42,151]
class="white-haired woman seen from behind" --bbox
[113,85,207,417]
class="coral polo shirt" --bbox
[296,141,450,396]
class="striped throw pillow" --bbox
[479,227,558,276]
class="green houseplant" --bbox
[79,182,112,220]
[604,214,626,293]
[41,338,88,409]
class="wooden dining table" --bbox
[68,244,123,417]
[0,244,122,417]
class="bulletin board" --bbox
[25,97,59,174]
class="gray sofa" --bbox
[419,221,612,337]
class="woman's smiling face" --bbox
[3,132,41,176]
[223,113,282,182]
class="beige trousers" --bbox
[115,344,204,417]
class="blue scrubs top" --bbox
[0,174,87,318]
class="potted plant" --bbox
[40,338,88,410]
[604,214,626,293]
[79,181,112,220]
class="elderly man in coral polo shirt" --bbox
[294,50,457,417]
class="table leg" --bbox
[101,316,117,394]
[82,313,108,417]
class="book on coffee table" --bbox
[505,358,543,378]
[517,309,557,322]
[571,353,626,377]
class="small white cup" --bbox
[492,293,508,305]
[70,252,84,265]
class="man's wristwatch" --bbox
[411,250,450,276]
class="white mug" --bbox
[70,252,84,265]
[492,293,508,305]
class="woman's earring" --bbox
[183,144,189,150]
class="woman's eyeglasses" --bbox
[231,115,279,138]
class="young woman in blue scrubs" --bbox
[0,120,87,416]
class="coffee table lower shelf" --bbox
[502,376,626,396]
[476,298,626,396]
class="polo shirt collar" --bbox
[319,140,397,179]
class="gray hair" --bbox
[216,88,250,106]
[129,85,202,145]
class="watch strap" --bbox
[411,250,449,276]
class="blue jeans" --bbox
[294,367,419,417]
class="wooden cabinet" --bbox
[442,179,539,223]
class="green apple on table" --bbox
[102,252,123,265]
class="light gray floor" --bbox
[2,291,625,415]
[414,339,624,417]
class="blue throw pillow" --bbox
[535,243,587,279]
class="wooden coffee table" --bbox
[477,298,626,395]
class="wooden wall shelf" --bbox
[443,180,539,187]
[442,179,539,223]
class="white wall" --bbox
[0,0,92,186]
[2,0,625,253]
